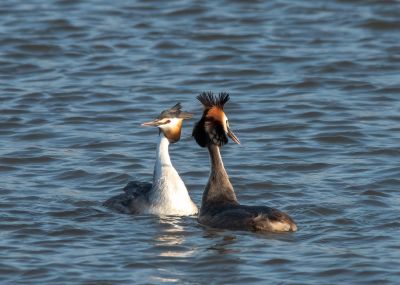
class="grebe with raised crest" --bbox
[104,103,198,216]
[192,92,297,232]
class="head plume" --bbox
[142,102,193,143]
[197,92,230,110]
[158,103,193,120]
[193,92,237,148]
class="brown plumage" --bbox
[161,119,183,143]
[142,103,192,143]
[193,92,233,147]
[193,92,297,233]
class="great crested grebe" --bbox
[104,103,198,216]
[192,92,297,232]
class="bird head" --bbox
[142,103,193,143]
[192,92,240,147]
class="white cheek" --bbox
[160,118,180,131]
[223,114,229,132]
[169,118,181,125]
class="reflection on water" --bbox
[207,234,240,255]
[156,217,197,258]
[1,0,400,284]
[150,275,181,284]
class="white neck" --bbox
[148,134,198,215]
[152,134,182,191]
[154,135,172,170]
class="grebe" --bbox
[104,103,198,216]
[192,92,297,232]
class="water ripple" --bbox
[1,0,400,284]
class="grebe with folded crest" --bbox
[192,92,297,232]
[104,103,198,216]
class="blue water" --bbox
[1,0,400,284]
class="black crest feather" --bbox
[193,91,231,147]
[158,103,192,119]
[192,118,208,147]
[197,92,230,109]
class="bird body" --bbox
[193,92,297,232]
[104,103,198,216]
[145,135,198,216]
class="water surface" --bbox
[1,0,400,284]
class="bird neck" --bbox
[202,144,238,206]
[155,134,172,169]
[151,133,194,214]
[208,144,226,174]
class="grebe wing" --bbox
[200,207,255,231]
[123,181,152,197]
[200,205,296,232]
[103,193,134,214]
[103,181,152,214]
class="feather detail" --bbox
[197,92,230,109]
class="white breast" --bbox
[145,135,198,216]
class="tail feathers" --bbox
[253,213,297,232]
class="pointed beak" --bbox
[141,119,162,127]
[227,127,240,144]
